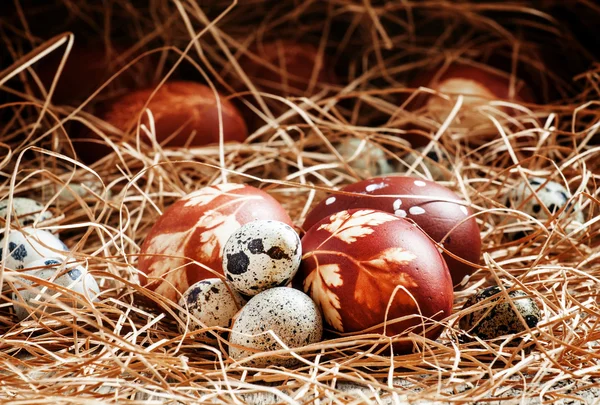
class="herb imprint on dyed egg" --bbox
[223,220,301,297]
[303,176,481,286]
[11,258,100,321]
[0,198,53,227]
[229,287,323,367]
[296,209,453,352]
[0,228,69,270]
[459,285,541,340]
[178,278,246,340]
[138,184,293,302]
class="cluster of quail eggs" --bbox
[177,219,323,366]
[0,197,100,321]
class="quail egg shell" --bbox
[459,285,541,340]
[507,177,584,223]
[335,138,395,176]
[178,278,246,340]
[402,145,450,180]
[0,198,53,227]
[11,258,100,321]
[223,220,302,297]
[229,287,323,367]
[0,228,69,270]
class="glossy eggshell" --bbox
[458,286,541,340]
[0,228,69,270]
[229,287,323,367]
[75,81,248,163]
[0,198,53,227]
[239,41,337,96]
[11,258,100,321]
[178,278,246,341]
[138,183,293,302]
[223,220,302,297]
[302,176,481,286]
[296,209,453,353]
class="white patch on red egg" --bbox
[395,210,407,218]
[365,182,387,192]
[460,206,469,216]
[409,207,426,215]
[414,180,426,187]
[393,199,402,210]
[326,197,336,205]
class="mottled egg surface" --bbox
[303,176,481,286]
[229,287,323,367]
[459,285,541,340]
[11,258,100,321]
[0,228,69,270]
[0,198,53,227]
[334,138,395,177]
[223,220,301,297]
[297,209,453,352]
[139,183,293,302]
[507,177,584,224]
[178,278,245,340]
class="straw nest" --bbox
[1,0,600,403]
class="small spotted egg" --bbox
[223,220,301,297]
[178,278,246,341]
[10,258,100,321]
[401,145,450,180]
[229,287,323,367]
[459,285,541,340]
[0,228,69,270]
[507,177,584,224]
[44,181,112,204]
[0,198,53,227]
[335,138,395,177]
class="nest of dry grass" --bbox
[1,0,600,403]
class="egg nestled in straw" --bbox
[229,287,323,367]
[296,209,453,353]
[222,220,301,297]
[459,285,541,340]
[74,81,248,162]
[138,183,293,302]
[10,258,100,321]
[0,228,69,270]
[303,176,481,286]
[0,198,53,227]
[178,278,246,341]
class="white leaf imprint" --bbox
[304,263,344,331]
[318,209,399,244]
[182,183,245,207]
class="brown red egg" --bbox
[406,63,534,146]
[239,40,336,97]
[73,81,248,163]
[303,176,481,286]
[296,209,453,352]
[138,183,293,302]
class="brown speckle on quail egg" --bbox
[459,285,541,340]
[178,278,246,341]
[229,287,323,367]
[223,220,301,297]
[0,198,53,227]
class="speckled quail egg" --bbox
[229,287,323,367]
[0,228,69,270]
[10,258,100,321]
[0,198,53,227]
[459,285,541,340]
[223,220,302,297]
[507,177,584,224]
[178,278,246,341]
[44,181,112,204]
[401,145,450,180]
[335,138,395,177]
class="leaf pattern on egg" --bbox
[182,183,245,208]
[318,209,399,245]
[303,263,344,331]
[354,247,418,312]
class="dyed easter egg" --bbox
[138,183,293,302]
